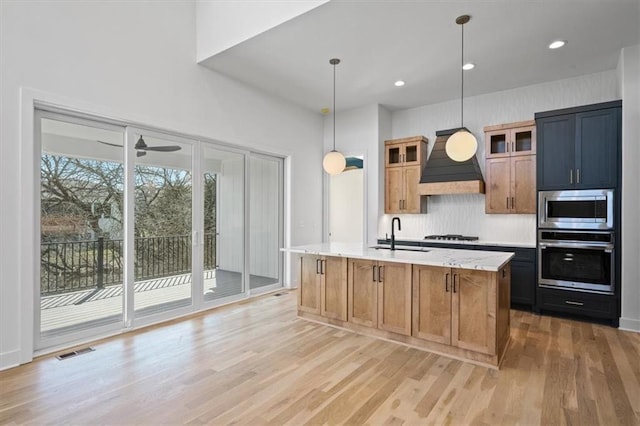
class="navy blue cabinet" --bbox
[536,101,621,190]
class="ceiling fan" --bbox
[98,135,182,157]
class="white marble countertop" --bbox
[377,237,535,249]
[282,243,514,272]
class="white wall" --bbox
[323,104,390,246]
[196,0,329,61]
[0,1,324,370]
[618,45,640,332]
[329,168,364,244]
[384,70,619,244]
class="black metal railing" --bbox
[40,233,216,296]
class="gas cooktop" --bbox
[424,234,479,241]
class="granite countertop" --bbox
[282,243,514,272]
[377,237,536,249]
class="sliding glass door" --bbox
[249,154,283,292]
[36,109,284,351]
[131,130,195,318]
[37,111,125,345]
[201,145,245,301]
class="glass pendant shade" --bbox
[445,130,478,162]
[323,150,346,175]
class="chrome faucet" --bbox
[391,217,401,250]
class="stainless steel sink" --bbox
[370,245,429,252]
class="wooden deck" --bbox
[3,292,639,425]
[41,269,278,333]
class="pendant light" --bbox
[445,14,478,162]
[323,58,346,175]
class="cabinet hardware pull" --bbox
[506,197,509,209]
[512,141,515,152]
[399,200,402,211]
[512,196,515,210]
[316,259,321,274]
[577,168,580,184]
[373,265,378,282]
[379,266,384,283]
[321,260,325,275]
[453,274,458,293]
[402,200,405,210]
[445,273,450,292]
[565,300,584,306]
[570,169,573,184]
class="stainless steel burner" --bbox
[424,234,479,241]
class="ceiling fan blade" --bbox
[97,140,123,148]
[142,145,182,152]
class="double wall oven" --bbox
[537,189,615,294]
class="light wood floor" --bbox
[1,291,639,425]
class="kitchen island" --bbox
[283,243,514,368]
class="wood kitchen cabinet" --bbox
[485,120,536,158]
[485,155,536,213]
[348,258,412,335]
[484,121,536,214]
[384,136,428,214]
[412,264,511,356]
[536,101,621,190]
[298,255,347,320]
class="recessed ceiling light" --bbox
[394,80,405,87]
[549,40,566,49]
[462,63,475,70]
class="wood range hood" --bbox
[418,128,485,195]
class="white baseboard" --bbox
[0,349,22,371]
[619,317,640,333]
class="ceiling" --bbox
[201,0,640,113]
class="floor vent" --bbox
[56,347,95,360]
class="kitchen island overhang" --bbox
[282,244,514,369]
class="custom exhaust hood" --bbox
[418,128,485,195]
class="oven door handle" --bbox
[539,241,614,251]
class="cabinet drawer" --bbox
[538,289,615,318]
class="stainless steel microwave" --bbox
[538,189,614,230]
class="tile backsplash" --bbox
[378,194,536,244]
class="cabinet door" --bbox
[511,125,536,156]
[298,255,321,314]
[402,165,423,213]
[377,261,412,335]
[575,108,619,188]
[485,129,510,158]
[385,168,403,214]
[412,265,452,344]
[537,114,575,190]
[485,158,510,213]
[321,256,348,321]
[510,260,534,306]
[451,269,496,355]
[510,155,536,214]
[402,141,423,167]
[385,143,404,168]
[348,258,377,328]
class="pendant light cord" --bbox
[461,21,464,129]
[333,61,336,151]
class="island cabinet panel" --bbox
[348,259,378,328]
[377,261,412,336]
[452,269,496,355]
[348,259,412,335]
[412,265,452,345]
[321,256,348,321]
[299,255,321,315]
[412,264,510,357]
[299,255,347,319]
